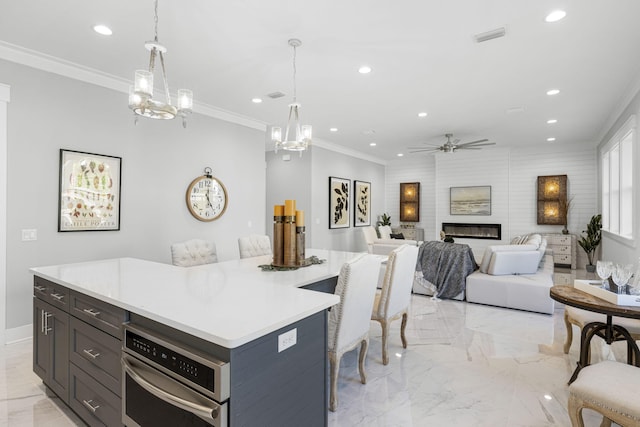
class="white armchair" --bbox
[361,226,418,255]
[328,253,382,411]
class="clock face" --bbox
[186,175,228,222]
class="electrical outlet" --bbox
[21,229,37,241]
[278,328,297,353]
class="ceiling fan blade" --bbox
[459,142,495,148]
[409,147,442,153]
[408,145,441,149]
[456,139,490,147]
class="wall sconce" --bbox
[400,182,420,222]
[537,175,567,225]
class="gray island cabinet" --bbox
[31,250,352,427]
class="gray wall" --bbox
[1,60,266,331]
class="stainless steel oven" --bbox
[122,324,230,427]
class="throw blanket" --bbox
[416,241,478,299]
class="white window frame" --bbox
[600,115,635,244]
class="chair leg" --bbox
[400,312,408,349]
[328,352,339,412]
[379,319,390,365]
[567,393,585,427]
[599,417,612,427]
[564,310,573,354]
[358,338,368,384]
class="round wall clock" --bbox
[185,168,228,222]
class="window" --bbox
[601,116,635,239]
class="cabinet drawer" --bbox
[70,291,127,338]
[554,254,571,265]
[69,316,121,396]
[34,276,70,311]
[554,245,571,255]
[69,364,122,427]
[552,235,572,245]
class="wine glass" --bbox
[596,260,613,289]
[612,264,633,294]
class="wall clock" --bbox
[185,167,228,222]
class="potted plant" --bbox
[577,214,602,272]
[376,213,391,227]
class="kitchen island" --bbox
[31,249,359,427]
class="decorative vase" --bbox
[586,264,596,273]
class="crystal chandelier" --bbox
[128,0,192,128]
[272,39,312,156]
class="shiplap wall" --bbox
[386,143,597,265]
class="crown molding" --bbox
[596,71,640,145]
[311,137,387,165]
[0,41,266,131]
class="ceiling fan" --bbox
[409,133,495,153]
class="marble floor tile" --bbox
[0,295,627,426]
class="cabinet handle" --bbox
[34,285,46,292]
[50,293,64,301]
[82,399,100,413]
[44,313,52,335]
[82,308,101,317]
[40,310,44,333]
[83,349,101,359]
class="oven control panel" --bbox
[124,324,230,402]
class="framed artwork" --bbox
[536,175,568,225]
[329,176,350,229]
[450,186,491,215]
[353,180,371,227]
[400,182,420,222]
[58,149,122,231]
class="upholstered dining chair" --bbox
[328,253,382,412]
[171,239,218,267]
[371,244,419,365]
[563,306,640,355]
[237,234,272,259]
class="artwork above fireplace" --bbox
[442,222,502,240]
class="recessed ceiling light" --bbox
[358,65,372,74]
[418,112,428,118]
[547,119,558,124]
[369,142,377,147]
[397,153,404,157]
[547,137,556,142]
[93,25,113,36]
[546,89,560,96]
[251,98,262,104]
[329,127,338,132]
[545,10,567,23]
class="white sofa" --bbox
[362,226,418,255]
[465,234,555,314]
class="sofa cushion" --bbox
[524,233,542,248]
[390,233,405,239]
[510,234,529,245]
[479,244,538,273]
[378,225,392,239]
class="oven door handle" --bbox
[122,354,219,425]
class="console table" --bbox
[549,285,640,384]
[392,227,424,241]
[543,233,576,269]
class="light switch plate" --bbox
[21,229,37,241]
[278,328,297,353]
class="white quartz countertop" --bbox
[30,249,365,348]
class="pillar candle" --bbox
[274,205,284,216]
[296,210,304,227]
[284,199,296,216]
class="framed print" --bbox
[450,186,491,215]
[58,149,122,231]
[353,180,371,227]
[400,182,420,222]
[329,176,350,229]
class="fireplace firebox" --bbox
[442,223,501,240]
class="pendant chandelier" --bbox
[128,0,192,128]
[272,39,312,156]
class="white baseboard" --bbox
[5,323,32,344]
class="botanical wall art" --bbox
[58,149,122,231]
[353,180,371,227]
[450,186,491,215]
[329,176,350,229]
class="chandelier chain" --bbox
[292,44,297,103]
[153,0,159,42]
